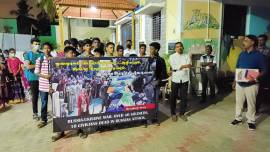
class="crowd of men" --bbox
[0,33,269,141]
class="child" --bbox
[34,42,53,128]
[6,48,25,103]
[0,56,9,109]
[94,47,105,57]
[21,52,31,102]
[116,45,124,57]
[78,39,93,57]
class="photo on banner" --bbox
[50,57,157,132]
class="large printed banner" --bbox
[51,57,157,132]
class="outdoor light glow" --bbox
[89,6,97,12]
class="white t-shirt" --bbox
[124,49,137,57]
[169,53,191,83]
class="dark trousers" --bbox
[40,91,48,122]
[170,81,188,115]
[29,81,39,114]
[201,70,216,100]
[15,75,25,99]
[256,79,270,112]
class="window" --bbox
[121,21,132,48]
[152,11,161,40]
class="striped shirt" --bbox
[34,56,50,92]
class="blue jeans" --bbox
[40,91,49,123]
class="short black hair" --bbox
[149,42,161,51]
[42,42,53,50]
[117,45,124,51]
[126,40,132,43]
[64,40,71,46]
[92,37,101,43]
[205,45,213,51]
[175,42,183,47]
[258,34,268,41]
[78,40,84,47]
[99,43,105,50]
[94,47,105,56]
[30,37,40,44]
[139,44,146,48]
[64,46,76,54]
[246,35,258,47]
[106,42,115,48]
[82,39,92,46]
[69,38,79,47]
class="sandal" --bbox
[52,132,65,142]
[80,132,88,139]
[37,121,47,128]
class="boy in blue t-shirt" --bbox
[24,38,43,120]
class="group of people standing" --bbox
[0,48,27,110]
[168,34,270,132]
[1,33,269,142]
[169,34,269,131]
[19,37,168,142]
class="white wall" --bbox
[0,33,32,60]
[63,18,114,42]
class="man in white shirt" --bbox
[200,45,217,103]
[124,40,137,57]
[169,42,192,122]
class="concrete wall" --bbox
[0,18,18,33]
[165,0,182,47]
[246,6,270,36]
[138,0,166,54]
[63,18,114,43]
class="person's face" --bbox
[140,46,146,55]
[205,46,212,55]
[94,52,101,57]
[150,46,157,56]
[9,50,16,58]
[117,49,124,57]
[126,41,132,46]
[83,44,91,52]
[31,41,40,51]
[92,40,100,48]
[42,45,51,56]
[243,37,254,50]
[106,44,114,55]
[65,50,75,58]
[175,43,184,54]
[258,37,266,47]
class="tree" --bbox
[10,0,38,35]
[36,0,56,21]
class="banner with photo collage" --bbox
[51,57,157,132]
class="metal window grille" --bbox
[152,11,161,40]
